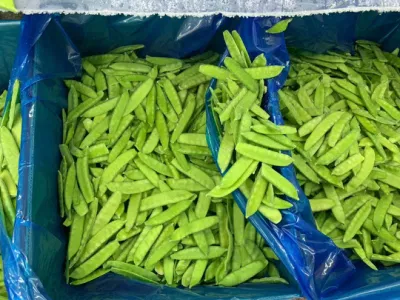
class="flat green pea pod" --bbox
[70,240,119,279]
[1,126,19,185]
[70,269,110,286]
[219,260,268,287]
[244,66,285,80]
[258,205,282,224]
[376,98,400,121]
[223,31,244,67]
[297,87,319,116]
[107,180,155,194]
[343,202,371,242]
[134,157,160,187]
[133,224,163,265]
[205,259,221,282]
[208,161,258,198]
[292,154,320,184]
[316,130,360,165]
[373,193,393,231]
[298,115,324,137]
[189,259,208,288]
[162,78,183,114]
[260,164,299,200]
[145,240,179,269]
[163,258,174,285]
[224,57,258,92]
[67,92,104,122]
[219,88,248,123]
[246,172,268,218]
[170,216,219,241]
[79,117,110,149]
[140,190,195,211]
[266,18,292,34]
[181,263,195,287]
[99,149,137,188]
[236,142,293,167]
[331,153,364,176]
[309,198,336,212]
[78,220,125,264]
[68,214,85,261]
[309,162,343,188]
[218,156,254,190]
[116,227,141,242]
[124,78,154,116]
[155,110,169,151]
[327,112,353,147]
[304,111,345,151]
[242,132,294,150]
[145,200,193,226]
[170,246,227,260]
[347,146,375,191]
[91,192,122,237]
[171,159,215,190]
[218,132,234,173]
[199,65,231,81]
[322,184,345,224]
[76,153,94,203]
[106,261,160,284]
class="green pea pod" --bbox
[266,19,292,34]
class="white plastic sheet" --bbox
[14,0,400,16]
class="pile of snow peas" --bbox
[282,40,400,269]
[199,31,299,223]
[59,31,289,287]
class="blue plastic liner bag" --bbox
[3,11,400,300]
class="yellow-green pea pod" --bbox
[236,142,293,167]
[70,269,110,286]
[316,130,360,165]
[347,146,375,191]
[258,205,282,224]
[208,161,258,198]
[70,240,120,280]
[304,111,345,151]
[266,19,292,34]
[244,66,285,80]
[91,192,122,237]
[219,260,268,287]
[140,190,195,211]
[309,198,336,212]
[260,164,299,200]
[246,171,268,218]
[332,153,364,176]
[373,193,393,231]
[171,246,227,260]
[343,202,372,242]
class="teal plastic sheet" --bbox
[0,21,20,91]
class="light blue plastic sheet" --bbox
[3,11,400,300]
